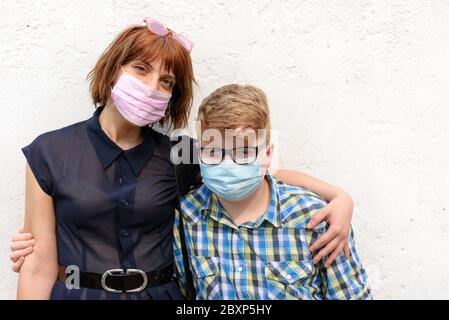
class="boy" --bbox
[174,84,371,300]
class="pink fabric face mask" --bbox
[111,67,172,127]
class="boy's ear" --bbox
[262,142,274,169]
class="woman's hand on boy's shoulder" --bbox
[307,191,353,267]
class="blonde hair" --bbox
[198,84,271,141]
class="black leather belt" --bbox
[58,264,174,294]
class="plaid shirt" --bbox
[174,175,372,300]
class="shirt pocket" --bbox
[265,260,314,300]
[190,256,221,299]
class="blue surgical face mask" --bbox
[200,160,266,201]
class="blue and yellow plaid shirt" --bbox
[174,174,372,300]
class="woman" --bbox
[12,17,354,300]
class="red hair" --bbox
[87,25,195,129]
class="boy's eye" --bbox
[200,148,223,163]
[233,147,257,163]
[205,148,218,157]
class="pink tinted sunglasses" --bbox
[143,17,194,53]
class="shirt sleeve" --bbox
[173,209,189,298]
[173,135,200,195]
[21,134,54,196]
[319,227,372,300]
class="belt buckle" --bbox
[101,269,148,294]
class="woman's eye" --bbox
[133,65,146,73]
[162,79,174,88]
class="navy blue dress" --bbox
[22,107,199,300]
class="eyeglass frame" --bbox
[199,144,266,165]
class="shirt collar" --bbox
[201,174,282,228]
[86,107,156,177]
[258,174,282,228]
[198,187,224,224]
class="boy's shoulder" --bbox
[178,184,211,224]
[274,177,329,229]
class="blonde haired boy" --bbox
[174,84,371,300]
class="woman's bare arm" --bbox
[272,169,346,201]
[17,164,58,300]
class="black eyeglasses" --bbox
[199,145,264,165]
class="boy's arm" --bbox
[272,169,353,266]
[173,209,189,299]
[318,227,372,300]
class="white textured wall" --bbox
[1,0,448,300]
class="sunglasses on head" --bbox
[143,17,194,53]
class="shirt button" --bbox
[287,275,292,280]
[121,230,128,237]
[237,267,243,272]
[124,261,131,268]
[121,199,129,206]
[118,178,124,185]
